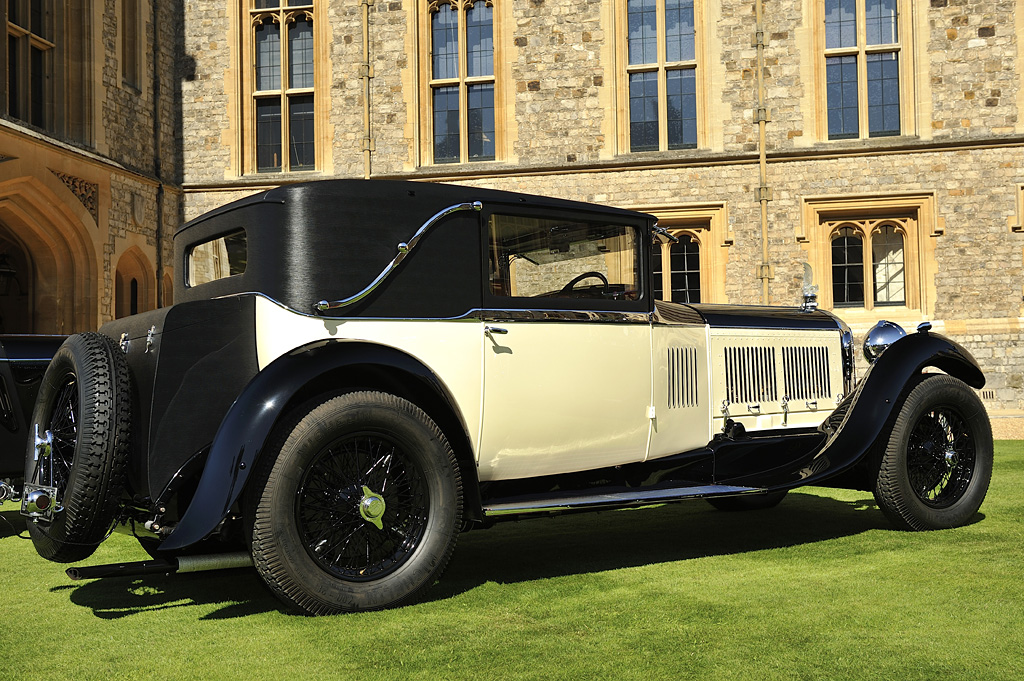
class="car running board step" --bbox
[483,484,762,517]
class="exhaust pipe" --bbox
[66,552,253,581]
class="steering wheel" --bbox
[560,271,609,294]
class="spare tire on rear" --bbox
[24,332,132,563]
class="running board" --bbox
[482,484,761,517]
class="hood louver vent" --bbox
[782,347,831,400]
[724,347,778,404]
[667,347,698,409]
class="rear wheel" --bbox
[24,333,132,562]
[873,375,992,530]
[247,391,462,615]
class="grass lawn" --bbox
[2,441,1022,680]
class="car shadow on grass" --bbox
[58,490,968,618]
[430,491,895,601]
[0,508,27,538]
[63,567,280,620]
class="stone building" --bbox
[178,0,1024,429]
[3,1,1023,430]
[0,0,179,334]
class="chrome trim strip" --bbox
[237,292,653,324]
[0,357,56,363]
[483,484,760,517]
[314,200,483,313]
[477,308,653,324]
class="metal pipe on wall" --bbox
[362,0,375,179]
[755,0,772,304]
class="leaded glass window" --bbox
[6,0,54,130]
[250,1,316,173]
[872,224,904,305]
[831,227,864,306]
[428,0,496,164]
[824,0,901,140]
[653,234,700,303]
[626,0,698,152]
[827,219,909,309]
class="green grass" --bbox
[3,442,1024,680]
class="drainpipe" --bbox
[361,0,375,179]
[152,0,164,308]
[754,0,772,304]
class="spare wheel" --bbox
[23,332,132,563]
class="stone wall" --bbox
[177,0,1024,417]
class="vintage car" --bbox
[14,180,992,615]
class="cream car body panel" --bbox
[254,296,486,454]
[648,323,713,460]
[709,328,845,433]
[476,321,652,481]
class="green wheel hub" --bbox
[359,485,387,530]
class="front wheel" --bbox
[247,391,463,615]
[873,375,993,530]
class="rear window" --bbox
[187,230,247,287]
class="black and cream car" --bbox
[12,180,992,615]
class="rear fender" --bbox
[158,340,473,551]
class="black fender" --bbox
[718,330,984,489]
[811,329,983,476]
[158,340,474,551]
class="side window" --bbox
[487,215,641,302]
[187,230,248,287]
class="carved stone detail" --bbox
[51,170,99,222]
[428,0,491,13]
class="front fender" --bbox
[721,330,984,490]
[158,340,466,551]
[806,330,984,485]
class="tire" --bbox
[707,490,787,512]
[247,391,463,615]
[24,333,132,562]
[873,374,993,531]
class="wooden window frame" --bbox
[815,0,918,142]
[417,0,505,166]
[826,218,908,309]
[240,0,321,175]
[5,0,57,130]
[799,194,941,319]
[121,0,141,90]
[634,203,730,303]
[615,0,710,154]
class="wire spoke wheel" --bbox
[248,391,462,615]
[36,373,79,496]
[874,375,992,531]
[906,407,975,508]
[24,333,132,563]
[297,433,429,581]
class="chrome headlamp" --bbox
[863,320,906,363]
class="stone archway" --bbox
[0,225,33,333]
[0,164,100,334]
[114,246,156,318]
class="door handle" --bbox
[484,326,508,336]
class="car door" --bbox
[476,208,653,482]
